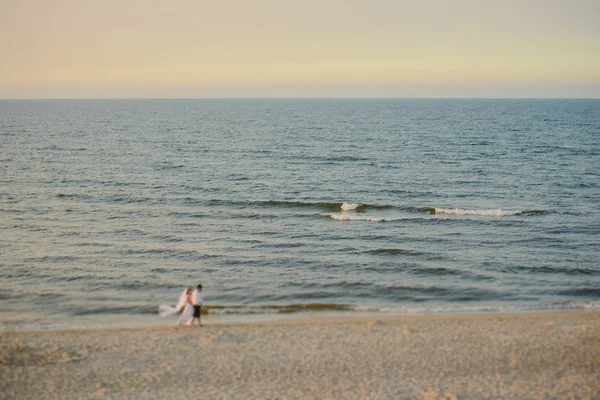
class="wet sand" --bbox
[1,311,599,399]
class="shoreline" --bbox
[2,310,599,399]
[1,308,598,335]
[0,307,600,335]
[2,307,599,334]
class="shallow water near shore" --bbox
[1,99,599,330]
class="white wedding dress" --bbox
[159,289,194,326]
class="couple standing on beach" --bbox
[159,284,204,327]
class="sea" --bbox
[1,98,599,331]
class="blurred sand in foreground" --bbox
[1,311,599,399]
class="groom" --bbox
[191,284,203,327]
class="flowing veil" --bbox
[159,289,188,317]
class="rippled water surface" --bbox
[1,99,599,329]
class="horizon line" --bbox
[2,96,599,101]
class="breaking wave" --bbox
[175,301,600,317]
[319,204,567,222]
[321,213,392,222]
[341,202,360,211]
[418,207,504,216]
[202,200,563,218]
[415,207,561,217]
[170,198,572,219]
[195,199,392,212]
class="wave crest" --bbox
[429,207,504,216]
[321,213,388,222]
[341,202,360,211]
[417,207,558,217]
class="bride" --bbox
[159,288,194,326]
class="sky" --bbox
[1,0,599,98]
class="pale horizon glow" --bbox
[1,0,599,98]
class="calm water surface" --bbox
[1,99,599,330]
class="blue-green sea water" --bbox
[1,99,599,330]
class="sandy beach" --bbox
[1,311,599,399]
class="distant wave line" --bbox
[52,193,578,218]
[191,200,566,217]
[88,300,600,317]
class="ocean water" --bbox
[1,99,599,330]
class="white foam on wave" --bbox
[434,207,504,216]
[341,202,360,211]
[322,213,389,222]
[353,300,600,315]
